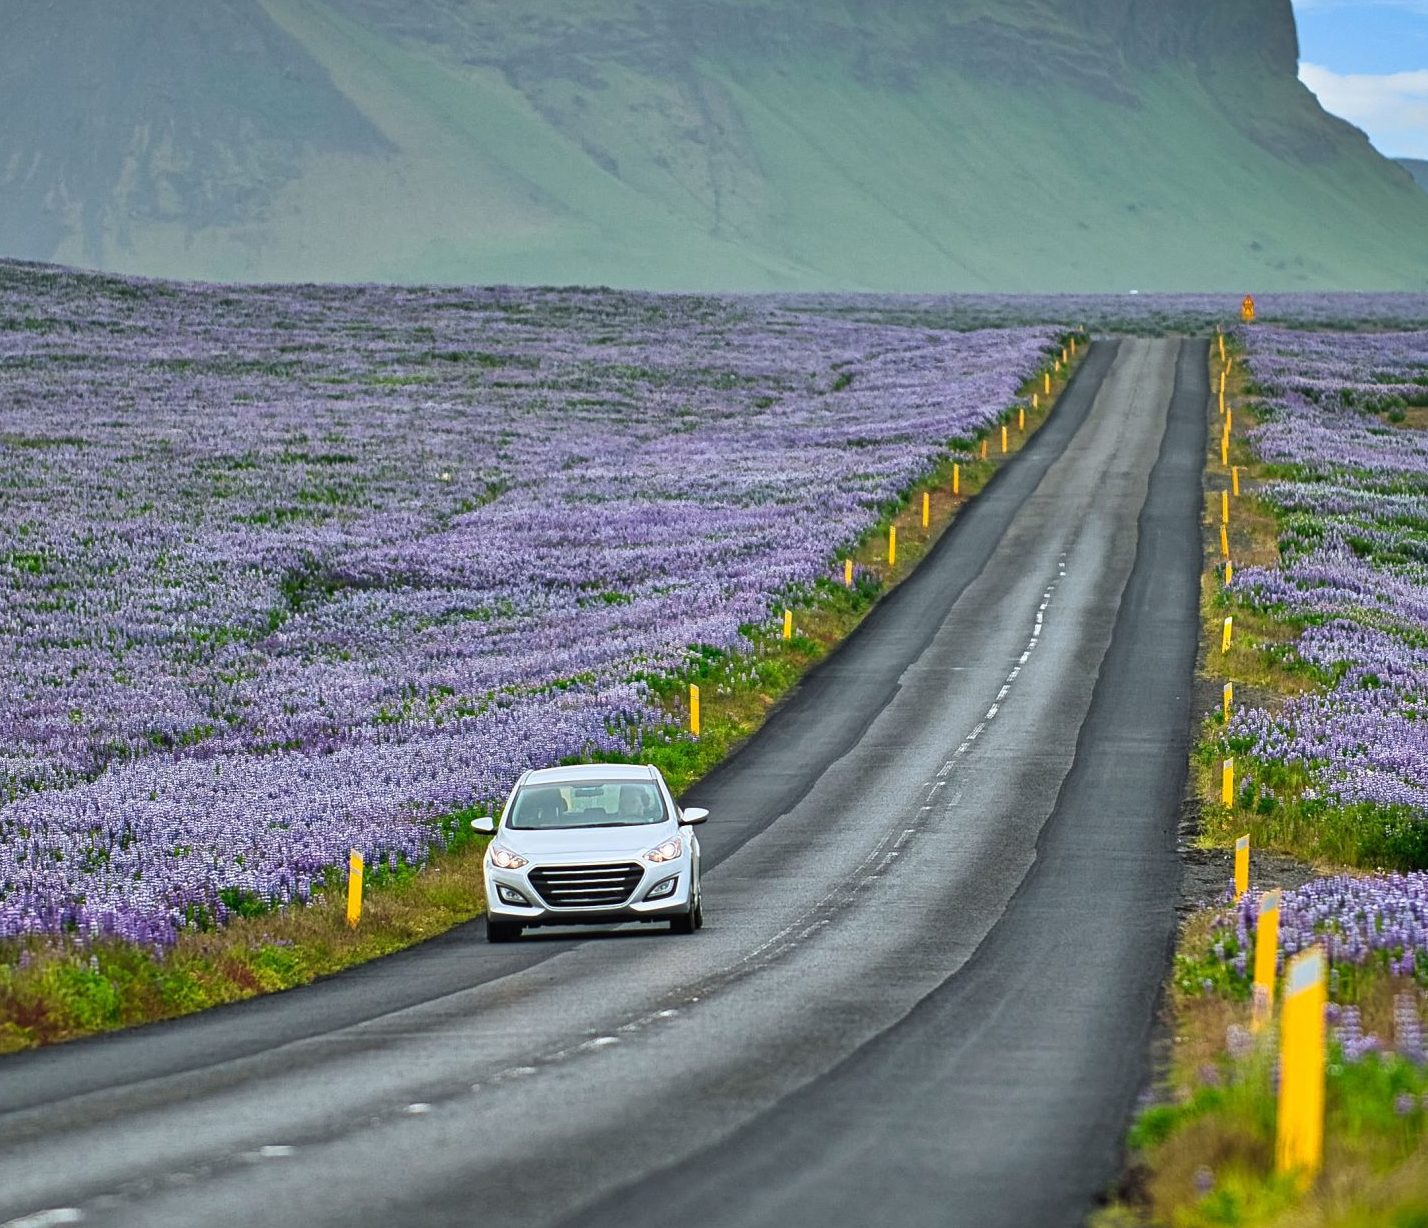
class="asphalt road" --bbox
[0,338,1206,1228]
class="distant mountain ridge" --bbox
[2,0,1425,290]
[1401,160,1428,194]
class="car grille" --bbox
[528,862,644,909]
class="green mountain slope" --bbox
[2,0,1426,290]
[1401,160,1428,195]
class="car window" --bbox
[507,780,668,829]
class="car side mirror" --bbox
[471,816,496,835]
[679,807,709,826]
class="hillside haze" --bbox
[4,0,1427,290]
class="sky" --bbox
[1292,0,1428,158]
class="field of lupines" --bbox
[0,261,1071,948]
[1127,870,1428,1228]
[1224,326,1428,851]
[797,291,1428,337]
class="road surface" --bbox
[0,337,1206,1228]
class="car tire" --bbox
[671,884,702,935]
[487,920,522,943]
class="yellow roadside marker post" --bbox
[1018,406,1025,432]
[1276,947,1327,1185]
[783,608,793,640]
[1234,831,1249,894]
[1221,429,1230,468]
[1233,466,1241,496]
[689,683,701,738]
[1044,372,1052,396]
[1225,559,1234,585]
[1223,616,1234,651]
[1219,370,1227,417]
[953,464,960,497]
[1223,681,1234,720]
[980,438,988,461]
[922,491,930,529]
[1219,333,1226,364]
[1222,490,1230,525]
[1220,524,1230,558]
[1227,407,1233,434]
[1033,392,1040,411]
[888,526,897,567]
[1223,758,1236,805]
[346,849,364,928]
[1252,888,1281,1032]
[844,558,854,587]
[1001,425,1009,454]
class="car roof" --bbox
[521,763,658,786]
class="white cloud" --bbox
[1300,62,1428,158]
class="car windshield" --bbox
[506,780,669,830]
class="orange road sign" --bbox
[1241,295,1256,323]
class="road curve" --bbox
[0,338,1205,1228]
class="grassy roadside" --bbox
[0,334,1088,1053]
[1096,336,1428,1228]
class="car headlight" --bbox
[488,845,528,870]
[644,837,683,864]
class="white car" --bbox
[473,763,706,942]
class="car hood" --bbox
[496,823,679,862]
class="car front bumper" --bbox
[485,860,693,928]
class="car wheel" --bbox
[487,920,522,943]
[671,882,701,935]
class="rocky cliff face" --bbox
[0,0,1422,289]
[0,2,386,256]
